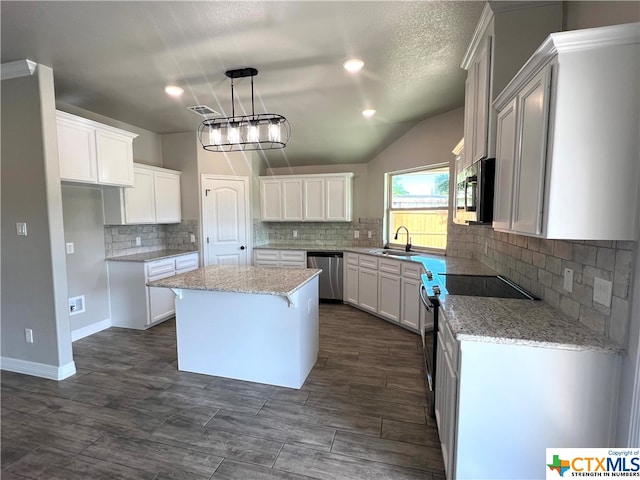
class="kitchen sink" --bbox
[372,249,414,257]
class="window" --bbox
[386,164,449,252]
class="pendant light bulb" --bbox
[248,122,260,143]
[209,125,222,145]
[228,123,240,144]
[269,120,281,143]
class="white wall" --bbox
[366,107,464,218]
[1,65,75,377]
[563,1,640,31]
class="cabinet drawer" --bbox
[255,250,279,261]
[401,262,423,279]
[359,255,378,270]
[378,259,401,274]
[146,259,175,278]
[280,261,306,268]
[345,253,359,265]
[175,254,198,271]
[280,250,305,262]
[256,260,280,267]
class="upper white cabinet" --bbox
[56,110,138,186]
[103,163,182,225]
[462,35,492,167]
[493,23,640,240]
[259,173,353,222]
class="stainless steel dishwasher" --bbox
[306,251,343,302]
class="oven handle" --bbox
[420,284,432,311]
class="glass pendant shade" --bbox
[227,123,240,144]
[248,122,260,143]
[209,126,222,145]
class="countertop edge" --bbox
[457,333,623,355]
[107,250,199,263]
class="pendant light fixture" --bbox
[198,67,290,152]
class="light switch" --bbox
[354,231,360,239]
[563,268,573,293]
[593,277,612,307]
[190,234,196,243]
[16,222,27,236]
[66,242,75,254]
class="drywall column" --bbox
[1,63,76,379]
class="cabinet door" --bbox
[325,176,351,221]
[493,97,518,231]
[400,277,421,331]
[345,263,359,304]
[148,283,176,324]
[154,171,182,223]
[358,268,378,313]
[512,66,551,235]
[378,272,400,322]
[471,36,491,164]
[125,168,156,224]
[282,178,303,221]
[462,68,476,170]
[303,177,325,221]
[260,179,282,221]
[95,129,134,186]
[57,118,97,183]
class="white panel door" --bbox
[492,97,518,231]
[203,176,249,266]
[57,119,97,183]
[472,36,491,164]
[325,176,350,221]
[124,168,156,223]
[282,178,303,221]
[303,177,325,221]
[260,179,282,221]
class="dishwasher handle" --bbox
[306,251,343,258]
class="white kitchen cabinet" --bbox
[437,306,621,480]
[344,253,359,304]
[357,255,378,314]
[254,249,306,268]
[103,163,182,225]
[462,36,492,167]
[399,263,422,331]
[493,23,640,240]
[108,252,199,329]
[56,110,138,186]
[377,259,401,323]
[259,173,353,222]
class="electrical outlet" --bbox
[563,268,573,293]
[190,234,196,243]
[135,236,141,246]
[16,222,27,236]
[25,328,33,343]
[367,231,372,239]
[293,230,298,238]
[66,242,74,254]
[354,231,359,239]
[593,277,613,307]
[69,295,85,315]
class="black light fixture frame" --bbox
[198,67,290,152]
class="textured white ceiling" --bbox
[1,1,483,167]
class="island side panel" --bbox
[455,340,621,480]
[174,276,319,389]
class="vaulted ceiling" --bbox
[1,1,483,167]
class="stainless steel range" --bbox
[419,272,537,417]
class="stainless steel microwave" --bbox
[454,158,495,225]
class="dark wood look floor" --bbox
[1,304,444,480]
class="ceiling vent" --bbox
[187,105,221,117]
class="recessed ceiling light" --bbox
[164,85,184,97]
[362,109,376,118]
[343,58,364,73]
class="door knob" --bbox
[240,245,246,250]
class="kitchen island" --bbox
[149,265,321,389]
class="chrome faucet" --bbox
[394,226,412,252]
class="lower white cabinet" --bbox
[103,163,182,225]
[108,252,199,329]
[343,252,423,332]
[437,307,621,480]
[254,249,306,268]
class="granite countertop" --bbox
[255,244,345,252]
[107,250,198,263]
[148,265,322,297]
[438,295,623,355]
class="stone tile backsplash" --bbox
[104,219,199,257]
[255,218,383,248]
[447,223,636,347]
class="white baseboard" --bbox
[0,357,77,380]
[71,318,111,342]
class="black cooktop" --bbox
[439,274,536,299]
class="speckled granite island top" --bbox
[107,250,198,262]
[439,295,622,355]
[148,265,322,297]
